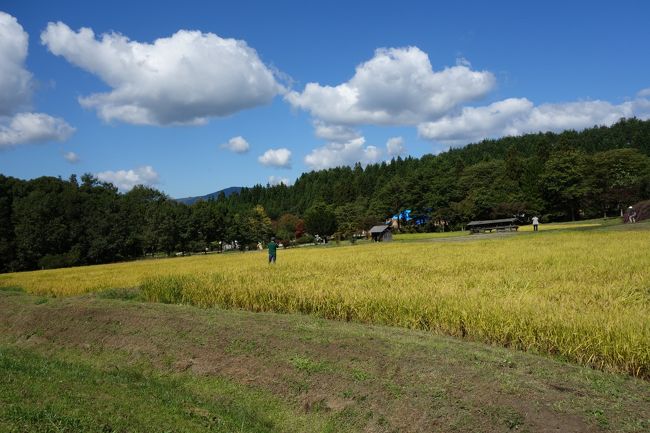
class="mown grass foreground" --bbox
[1,221,649,378]
[2,291,650,432]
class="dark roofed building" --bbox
[369,225,392,242]
[466,218,519,234]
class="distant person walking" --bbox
[267,237,278,264]
[628,206,637,223]
[532,216,539,232]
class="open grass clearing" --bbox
[391,217,623,241]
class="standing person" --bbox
[532,216,539,232]
[628,206,637,223]
[267,237,278,264]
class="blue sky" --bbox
[1,1,649,198]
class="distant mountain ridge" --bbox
[176,186,242,205]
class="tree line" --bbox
[1,118,649,272]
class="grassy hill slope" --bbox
[1,289,649,433]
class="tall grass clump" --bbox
[1,221,649,378]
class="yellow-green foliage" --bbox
[1,226,649,378]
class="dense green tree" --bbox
[190,200,226,250]
[0,175,21,272]
[587,148,650,217]
[122,186,168,256]
[540,149,590,220]
[248,205,274,243]
[334,202,364,239]
[274,213,303,242]
[373,178,407,230]
[304,202,337,238]
[79,176,126,264]
[13,177,80,269]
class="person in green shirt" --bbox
[267,237,278,264]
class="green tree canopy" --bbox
[304,202,337,237]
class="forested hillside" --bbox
[226,117,650,219]
[1,118,649,272]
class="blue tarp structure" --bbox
[392,209,413,221]
[391,209,429,225]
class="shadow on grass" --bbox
[95,287,142,301]
[0,286,24,293]
[0,286,27,295]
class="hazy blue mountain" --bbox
[175,186,242,205]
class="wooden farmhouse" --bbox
[369,225,393,242]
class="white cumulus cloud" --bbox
[638,88,650,98]
[0,12,74,148]
[96,165,160,191]
[41,22,283,125]
[386,136,406,157]
[258,148,291,168]
[286,46,495,126]
[0,11,32,115]
[304,137,382,170]
[0,112,75,149]
[268,175,291,186]
[418,94,650,146]
[63,151,80,163]
[313,120,361,142]
[221,136,250,153]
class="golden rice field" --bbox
[2,222,649,378]
[392,230,469,241]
